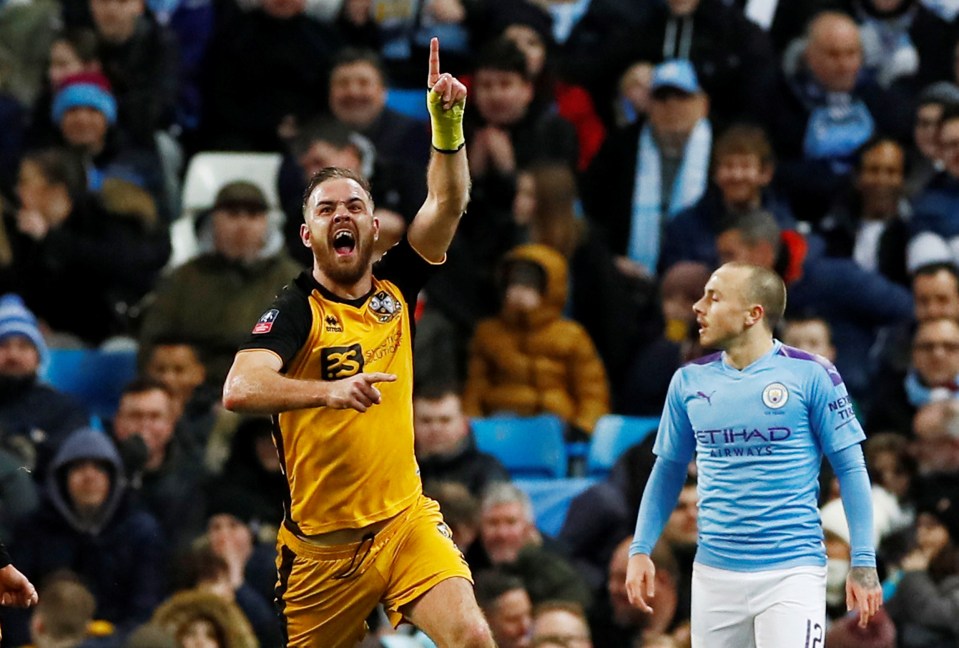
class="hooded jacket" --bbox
[45,427,127,535]
[3,428,163,645]
[462,244,610,433]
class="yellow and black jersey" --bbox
[237,238,440,535]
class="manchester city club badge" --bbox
[762,382,789,409]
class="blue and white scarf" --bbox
[789,66,875,175]
[549,0,591,45]
[904,370,959,407]
[858,7,919,88]
[802,95,875,174]
[627,118,711,274]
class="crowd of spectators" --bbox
[5,0,959,645]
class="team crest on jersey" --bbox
[762,382,789,409]
[437,522,453,540]
[252,309,279,334]
[369,290,401,323]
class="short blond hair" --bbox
[725,262,787,332]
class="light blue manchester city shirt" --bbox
[655,340,865,571]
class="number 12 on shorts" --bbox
[804,618,823,647]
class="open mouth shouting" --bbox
[333,229,356,257]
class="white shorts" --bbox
[691,562,827,648]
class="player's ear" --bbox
[300,222,311,248]
[745,303,764,327]
[372,216,380,242]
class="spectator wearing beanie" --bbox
[0,294,89,481]
[51,71,117,128]
[50,71,170,221]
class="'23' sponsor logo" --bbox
[320,344,364,380]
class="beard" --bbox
[314,240,375,286]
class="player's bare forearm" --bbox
[223,350,397,414]
[223,359,329,414]
[408,149,470,261]
[428,145,470,216]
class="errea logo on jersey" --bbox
[324,315,342,332]
[762,383,789,409]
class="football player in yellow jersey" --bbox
[222,39,495,648]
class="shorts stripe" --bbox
[275,545,296,646]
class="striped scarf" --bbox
[627,118,711,274]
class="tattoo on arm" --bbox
[849,566,880,588]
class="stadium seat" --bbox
[385,87,430,122]
[41,348,138,422]
[586,415,660,477]
[513,477,599,537]
[471,414,567,479]
[154,129,185,217]
[168,151,284,268]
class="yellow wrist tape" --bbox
[427,88,465,152]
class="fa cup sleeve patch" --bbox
[253,309,280,334]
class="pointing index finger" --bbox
[428,37,440,89]
[364,372,398,384]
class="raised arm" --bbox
[222,350,396,415]
[406,37,470,263]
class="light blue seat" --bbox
[385,88,430,122]
[513,477,599,537]
[586,415,659,477]
[471,414,567,479]
[41,349,138,421]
